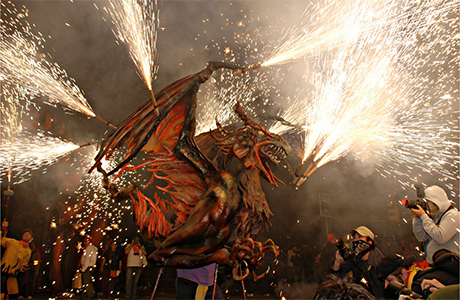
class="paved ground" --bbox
[28,281,319,300]
[28,292,281,300]
[28,293,281,300]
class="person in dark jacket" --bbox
[332,226,384,299]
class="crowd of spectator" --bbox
[1,185,458,300]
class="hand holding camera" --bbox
[334,238,373,264]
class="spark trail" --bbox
[281,0,459,193]
[1,29,96,117]
[0,130,80,184]
[108,0,159,103]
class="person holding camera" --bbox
[332,226,384,299]
[410,185,459,265]
[78,235,98,299]
[124,237,147,299]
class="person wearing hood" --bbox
[410,185,459,265]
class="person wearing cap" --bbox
[377,252,458,298]
[410,185,459,265]
[0,220,33,300]
[332,226,384,299]
[77,236,98,299]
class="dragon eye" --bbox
[257,130,264,137]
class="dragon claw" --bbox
[230,237,279,281]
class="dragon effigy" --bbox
[90,62,291,280]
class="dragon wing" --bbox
[90,62,239,240]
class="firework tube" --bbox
[233,64,262,75]
[294,160,306,178]
[303,160,317,177]
[79,141,98,148]
[306,164,318,178]
[292,160,307,185]
[292,155,312,185]
[94,115,117,129]
[294,160,318,188]
[149,88,160,117]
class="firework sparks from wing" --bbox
[0,1,101,185]
[0,29,95,117]
[107,0,159,93]
[0,130,80,184]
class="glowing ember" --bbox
[63,147,135,243]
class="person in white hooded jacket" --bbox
[410,185,459,265]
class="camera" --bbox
[386,280,423,299]
[401,184,429,211]
[401,198,429,211]
[335,238,373,264]
[335,239,355,262]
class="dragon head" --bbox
[214,103,291,186]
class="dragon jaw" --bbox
[228,124,290,186]
[253,134,291,186]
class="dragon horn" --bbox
[234,100,256,126]
[215,117,228,136]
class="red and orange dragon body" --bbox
[91,62,291,280]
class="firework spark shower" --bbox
[1,0,458,194]
[0,130,80,184]
[0,28,96,117]
[265,0,459,194]
[107,0,159,93]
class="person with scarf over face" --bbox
[332,226,384,299]
[1,220,33,300]
[411,185,459,265]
